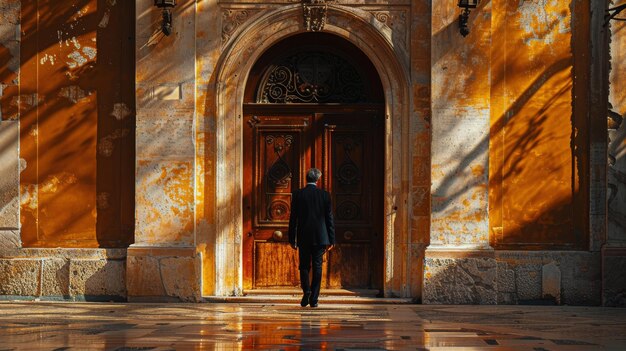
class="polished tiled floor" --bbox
[0,302,624,350]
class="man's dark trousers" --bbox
[298,244,326,304]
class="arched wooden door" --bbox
[242,33,384,293]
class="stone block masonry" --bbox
[126,247,202,302]
[0,250,126,301]
[424,251,601,305]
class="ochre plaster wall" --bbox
[13,0,135,248]
[430,0,491,248]
[489,0,587,249]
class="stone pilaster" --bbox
[129,0,201,302]
[425,0,495,304]
[606,2,626,307]
[407,0,431,301]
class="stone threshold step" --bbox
[245,288,380,297]
[202,295,415,304]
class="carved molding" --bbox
[266,134,294,189]
[336,136,360,186]
[222,9,260,46]
[303,0,331,32]
[247,115,261,128]
[268,200,290,221]
[336,200,360,220]
[370,10,409,49]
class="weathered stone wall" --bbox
[408,0,432,299]
[0,1,21,248]
[603,249,626,306]
[424,252,497,304]
[606,12,626,307]
[496,251,601,305]
[609,20,626,247]
[134,0,196,248]
[424,251,601,305]
[0,249,126,301]
[0,121,20,248]
[127,248,201,302]
[0,0,19,122]
[431,0,491,250]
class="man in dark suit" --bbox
[288,168,335,307]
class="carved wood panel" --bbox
[257,133,297,226]
[319,113,383,290]
[254,241,300,287]
[244,115,311,289]
[327,244,370,288]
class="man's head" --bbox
[306,168,322,183]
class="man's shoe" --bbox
[309,296,318,307]
[300,292,311,307]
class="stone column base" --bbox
[127,246,201,302]
[423,248,497,304]
[602,247,626,307]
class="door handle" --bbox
[273,230,283,240]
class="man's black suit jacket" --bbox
[288,184,335,247]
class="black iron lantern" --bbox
[154,0,176,36]
[458,0,479,37]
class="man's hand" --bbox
[290,243,297,250]
[327,245,334,252]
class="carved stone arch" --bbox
[210,4,413,297]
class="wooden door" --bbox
[317,113,383,289]
[243,112,383,291]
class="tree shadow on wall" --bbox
[6,0,137,248]
[430,0,587,249]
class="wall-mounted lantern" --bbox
[154,0,176,36]
[458,0,479,37]
[605,3,626,26]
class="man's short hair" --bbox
[306,168,322,183]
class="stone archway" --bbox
[209,4,413,297]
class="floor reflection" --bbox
[0,303,623,350]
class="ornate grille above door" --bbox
[256,51,369,104]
